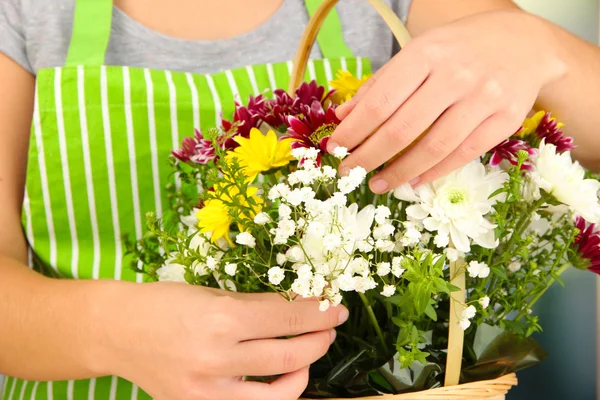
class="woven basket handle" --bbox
[289,0,466,388]
[288,0,411,94]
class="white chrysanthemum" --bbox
[268,267,285,285]
[333,146,350,159]
[479,296,490,309]
[254,212,270,225]
[397,160,507,252]
[533,142,600,223]
[224,263,238,276]
[157,258,187,283]
[236,232,256,248]
[381,285,396,297]
[508,261,521,273]
[467,261,490,278]
[376,262,391,277]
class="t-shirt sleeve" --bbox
[0,0,33,72]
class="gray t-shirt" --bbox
[0,0,411,75]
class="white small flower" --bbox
[157,258,187,283]
[333,146,350,159]
[478,296,490,309]
[236,232,256,248]
[330,192,347,207]
[501,289,508,296]
[354,276,377,293]
[319,299,331,312]
[323,233,342,252]
[305,148,320,161]
[381,285,396,297]
[392,265,406,278]
[291,147,308,160]
[311,274,327,297]
[434,234,449,248]
[508,261,521,273]
[462,305,477,320]
[296,264,313,281]
[206,256,218,271]
[467,261,490,279]
[376,262,391,277]
[268,183,291,201]
[375,239,395,252]
[373,223,395,239]
[420,232,432,244]
[276,253,287,266]
[291,279,311,297]
[338,167,367,194]
[458,318,471,331]
[286,246,305,263]
[322,165,337,179]
[253,212,270,225]
[444,248,461,262]
[224,263,238,276]
[331,293,343,306]
[375,206,392,225]
[337,274,355,291]
[356,240,374,252]
[279,204,292,220]
[533,141,600,223]
[286,189,307,206]
[401,228,421,247]
[533,269,541,276]
[268,267,286,285]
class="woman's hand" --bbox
[99,283,348,400]
[328,9,568,192]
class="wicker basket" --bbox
[291,1,518,398]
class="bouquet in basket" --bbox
[125,70,600,398]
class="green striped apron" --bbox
[1,0,371,398]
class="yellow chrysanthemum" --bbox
[518,110,564,138]
[196,180,263,244]
[329,70,372,104]
[227,128,294,180]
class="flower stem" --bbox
[516,262,570,321]
[358,292,389,354]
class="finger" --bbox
[338,67,477,176]
[335,61,393,120]
[231,330,334,376]
[418,111,526,185]
[237,298,348,340]
[328,48,431,152]
[228,366,309,400]
[367,85,501,191]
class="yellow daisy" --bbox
[197,199,233,245]
[329,70,372,104]
[228,128,294,180]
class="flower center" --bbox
[310,123,337,146]
[447,190,466,205]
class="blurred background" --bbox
[509,1,599,400]
[0,0,598,396]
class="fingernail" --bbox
[409,177,421,187]
[338,308,349,325]
[370,179,389,194]
[327,141,339,154]
[330,329,337,344]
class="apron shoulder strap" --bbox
[304,0,354,59]
[65,0,114,67]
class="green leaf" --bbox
[433,277,450,295]
[491,265,508,280]
[424,304,438,321]
[447,283,462,292]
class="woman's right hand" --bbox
[97,282,349,400]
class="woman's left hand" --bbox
[328,9,567,193]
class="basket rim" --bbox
[300,373,518,400]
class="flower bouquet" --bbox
[123,2,600,399]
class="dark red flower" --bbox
[172,129,217,164]
[535,112,575,153]
[294,81,334,107]
[221,95,266,139]
[574,216,600,274]
[489,139,537,170]
[284,101,340,164]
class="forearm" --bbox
[0,256,129,381]
[535,19,600,170]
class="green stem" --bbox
[358,293,389,354]
[515,262,570,321]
